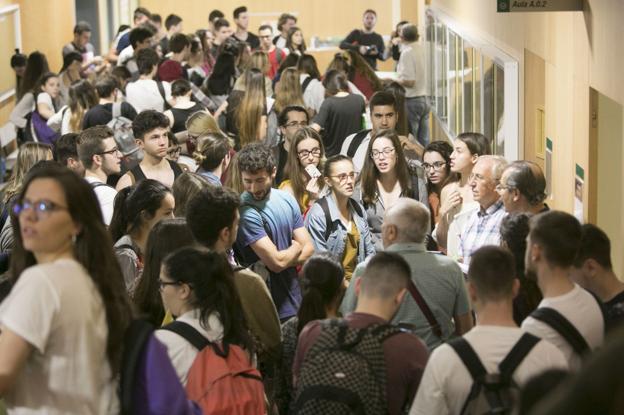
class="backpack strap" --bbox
[130,164,146,183]
[347,129,371,159]
[498,333,540,380]
[90,181,115,190]
[448,337,488,381]
[162,321,211,351]
[156,81,171,110]
[112,102,122,118]
[530,307,590,356]
[406,280,443,338]
[119,319,155,414]
[301,75,314,93]
[275,47,283,65]
[318,197,334,240]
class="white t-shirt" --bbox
[410,325,568,415]
[340,130,371,173]
[126,79,172,113]
[299,74,325,114]
[155,309,224,386]
[521,283,604,370]
[84,176,117,225]
[117,45,134,66]
[46,106,72,135]
[36,92,54,110]
[397,41,427,98]
[0,259,118,414]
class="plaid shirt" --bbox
[458,200,506,265]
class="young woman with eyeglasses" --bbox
[434,132,490,256]
[423,141,458,227]
[304,155,375,281]
[358,129,428,250]
[279,127,326,214]
[0,163,132,413]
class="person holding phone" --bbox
[304,155,375,281]
[279,127,326,215]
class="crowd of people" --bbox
[1,4,623,415]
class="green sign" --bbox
[546,137,553,151]
[498,0,583,13]
[575,163,585,181]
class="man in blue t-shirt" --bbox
[235,143,314,321]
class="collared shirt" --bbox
[458,200,506,265]
[340,242,470,350]
[397,41,427,97]
[198,170,222,186]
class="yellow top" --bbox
[162,310,174,326]
[342,220,360,281]
[279,179,310,214]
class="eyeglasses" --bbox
[422,161,447,171]
[12,199,68,219]
[97,147,120,156]
[285,121,308,129]
[329,171,357,184]
[158,279,183,291]
[297,148,321,159]
[370,147,396,159]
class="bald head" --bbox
[382,198,430,247]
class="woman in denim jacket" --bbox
[304,155,375,281]
[358,129,428,251]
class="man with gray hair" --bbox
[458,155,508,265]
[341,198,473,349]
[497,160,549,214]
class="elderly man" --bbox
[497,160,549,214]
[458,155,508,265]
[341,198,473,350]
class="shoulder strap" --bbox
[347,129,371,158]
[275,47,283,64]
[406,280,443,338]
[130,165,146,182]
[116,244,138,256]
[156,81,171,110]
[498,333,541,380]
[112,102,122,118]
[347,198,364,218]
[530,307,590,355]
[318,197,334,240]
[162,321,211,351]
[301,75,314,93]
[242,203,273,240]
[90,181,114,190]
[448,337,487,381]
[167,159,184,178]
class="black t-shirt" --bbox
[313,94,365,157]
[233,32,260,50]
[604,291,624,332]
[82,102,138,129]
[340,29,385,70]
[170,103,205,133]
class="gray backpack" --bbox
[107,103,143,171]
[291,319,402,415]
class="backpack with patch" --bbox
[291,319,403,415]
[317,196,364,240]
[119,319,202,415]
[448,332,541,415]
[107,102,143,171]
[162,320,265,415]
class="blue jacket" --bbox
[304,195,376,264]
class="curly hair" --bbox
[237,142,275,174]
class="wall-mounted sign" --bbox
[497,0,584,13]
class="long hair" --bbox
[284,127,325,207]
[297,54,321,80]
[423,140,458,194]
[172,172,211,217]
[274,67,306,114]
[132,218,195,325]
[296,255,345,334]
[109,179,172,242]
[163,247,255,353]
[286,26,306,54]
[68,79,98,132]
[9,164,132,375]
[19,51,49,100]
[360,129,414,206]
[236,68,266,147]
[206,40,238,95]
[344,49,382,92]
[186,110,224,137]
[3,143,53,204]
[248,50,269,75]
[223,152,244,195]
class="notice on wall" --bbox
[545,137,553,198]
[497,0,583,13]
[574,164,584,223]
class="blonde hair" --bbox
[236,68,266,147]
[223,152,244,195]
[274,67,306,114]
[3,143,53,203]
[249,50,270,75]
[185,110,223,137]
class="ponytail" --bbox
[109,186,132,242]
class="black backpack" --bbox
[317,196,364,240]
[291,319,402,415]
[346,129,371,159]
[449,332,541,415]
[529,307,591,356]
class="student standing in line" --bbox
[0,163,132,414]
[273,13,297,49]
[259,25,286,79]
[286,27,307,56]
[422,141,458,228]
[305,155,375,281]
[164,80,205,134]
[339,9,385,70]
[232,6,260,50]
[297,54,325,115]
[125,48,172,113]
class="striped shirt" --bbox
[458,200,506,265]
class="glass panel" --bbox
[473,50,482,133]
[448,30,458,136]
[494,64,505,156]
[435,22,447,122]
[462,42,474,132]
[482,56,495,148]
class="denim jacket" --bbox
[304,195,376,264]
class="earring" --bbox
[71,234,77,245]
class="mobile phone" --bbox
[305,164,322,179]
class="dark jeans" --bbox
[406,96,430,146]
